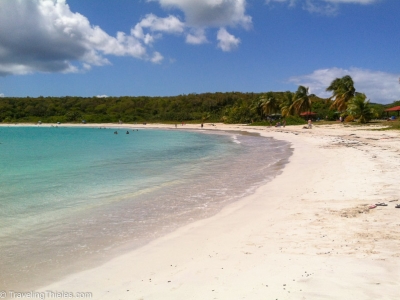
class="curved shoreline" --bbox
[1,124,292,292]
[4,123,400,299]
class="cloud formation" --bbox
[289,68,400,104]
[186,28,208,45]
[155,0,251,28]
[153,0,250,49]
[266,0,378,14]
[0,0,170,76]
[0,0,250,76]
[217,28,241,51]
[132,13,185,45]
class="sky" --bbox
[0,0,399,104]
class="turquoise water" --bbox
[0,127,225,237]
[0,126,292,290]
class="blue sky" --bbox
[0,0,399,103]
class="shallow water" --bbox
[0,126,292,290]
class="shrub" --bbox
[285,115,307,125]
[344,115,355,122]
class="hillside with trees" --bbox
[0,76,398,125]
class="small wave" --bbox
[231,135,241,144]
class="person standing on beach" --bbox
[283,119,286,128]
[308,119,312,129]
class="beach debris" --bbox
[335,205,370,218]
[369,204,377,209]
[395,204,400,209]
[375,202,388,206]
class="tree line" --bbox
[0,76,396,124]
[253,75,387,124]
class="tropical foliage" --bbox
[281,91,296,117]
[290,86,313,115]
[326,75,355,111]
[346,93,373,123]
[260,92,280,116]
[0,75,396,125]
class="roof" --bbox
[300,112,317,116]
[385,106,400,112]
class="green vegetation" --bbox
[292,85,313,115]
[382,120,400,130]
[0,76,399,126]
[0,93,247,124]
[326,75,355,111]
[347,93,373,123]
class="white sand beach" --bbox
[20,123,400,299]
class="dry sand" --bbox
[10,122,400,299]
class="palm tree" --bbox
[260,92,280,116]
[346,93,373,123]
[326,75,355,111]
[250,98,266,120]
[290,86,313,115]
[281,91,296,117]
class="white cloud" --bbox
[150,52,164,64]
[155,0,252,28]
[152,0,251,48]
[0,93,4,97]
[0,0,165,76]
[289,67,400,104]
[186,28,208,45]
[303,0,338,14]
[131,14,185,46]
[217,28,241,52]
[96,95,109,98]
[266,0,378,14]
[0,0,251,76]
[138,14,185,33]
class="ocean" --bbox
[0,126,292,290]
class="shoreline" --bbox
[1,124,291,293]
[4,123,400,299]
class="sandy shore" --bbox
[7,122,400,299]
